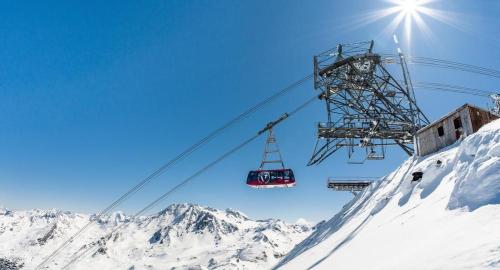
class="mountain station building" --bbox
[415,103,499,156]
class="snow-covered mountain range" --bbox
[0,204,313,269]
[275,120,500,269]
[3,121,500,270]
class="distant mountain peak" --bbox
[0,203,314,269]
[0,207,12,216]
[224,208,249,220]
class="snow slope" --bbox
[0,204,312,269]
[276,119,500,270]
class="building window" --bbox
[453,117,462,129]
[437,126,444,137]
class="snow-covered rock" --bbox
[5,120,500,270]
[0,203,312,269]
[0,257,24,270]
[275,119,500,270]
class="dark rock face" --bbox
[224,209,249,221]
[149,204,240,246]
[37,224,57,245]
[191,212,238,235]
[149,230,163,244]
[0,258,24,270]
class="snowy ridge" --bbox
[0,203,312,269]
[4,122,500,270]
[276,119,500,270]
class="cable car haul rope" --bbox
[35,82,318,270]
[35,51,500,269]
[57,93,320,270]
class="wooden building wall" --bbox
[469,106,499,132]
[416,105,499,156]
[416,106,473,156]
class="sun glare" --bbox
[399,0,420,14]
[354,0,457,47]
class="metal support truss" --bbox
[308,41,429,165]
[259,128,285,170]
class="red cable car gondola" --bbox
[247,128,296,188]
[246,169,295,188]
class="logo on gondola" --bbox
[258,171,271,184]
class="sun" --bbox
[353,0,456,47]
[399,0,421,14]
[401,0,422,43]
[386,0,429,43]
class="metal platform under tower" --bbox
[308,41,429,165]
[327,177,378,195]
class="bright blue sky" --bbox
[1,0,499,223]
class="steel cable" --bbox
[381,54,500,79]
[59,93,320,270]
[412,81,497,97]
[34,74,313,270]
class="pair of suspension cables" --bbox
[34,74,314,270]
[382,54,500,80]
[58,92,320,270]
[412,81,498,97]
[37,55,500,269]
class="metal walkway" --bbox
[327,177,378,195]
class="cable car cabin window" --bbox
[284,170,290,180]
[437,126,444,137]
[454,117,462,129]
[247,171,257,180]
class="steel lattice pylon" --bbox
[308,41,429,165]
